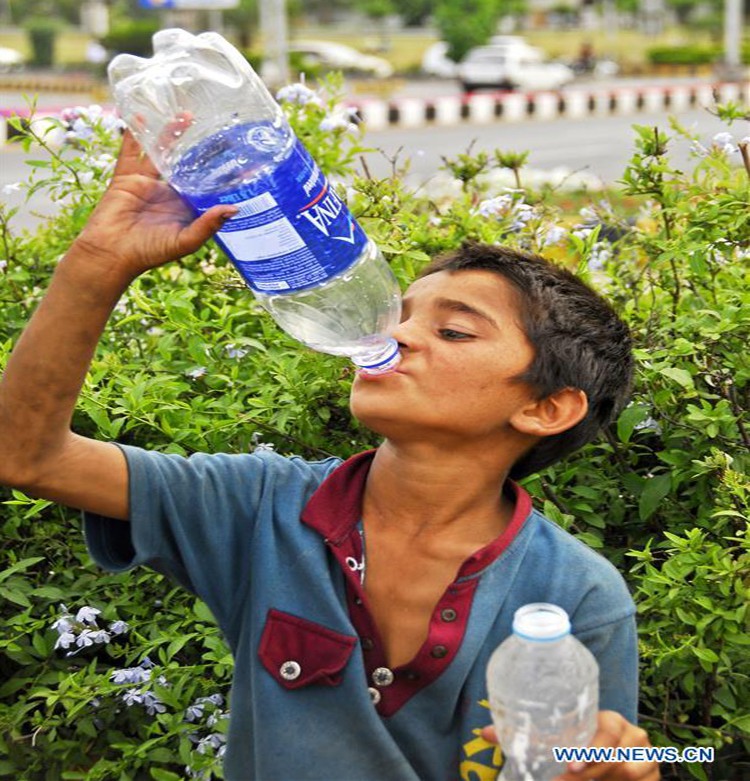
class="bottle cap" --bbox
[352,338,401,376]
[512,603,571,641]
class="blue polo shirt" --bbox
[85,446,637,781]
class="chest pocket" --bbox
[258,608,358,690]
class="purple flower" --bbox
[121,688,143,707]
[75,606,101,625]
[185,703,205,722]
[226,344,249,360]
[142,691,167,715]
[51,615,74,634]
[110,666,152,685]
[109,620,129,636]
[54,631,76,650]
[276,83,321,107]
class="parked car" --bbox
[457,40,574,92]
[289,40,394,79]
[0,46,24,72]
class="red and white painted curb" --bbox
[348,81,750,130]
[2,81,748,147]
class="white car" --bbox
[289,40,394,79]
[0,46,24,72]
[457,42,574,93]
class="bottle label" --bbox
[207,138,368,293]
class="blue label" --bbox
[195,138,367,294]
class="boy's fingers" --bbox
[554,713,657,781]
[113,130,160,179]
[175,205,237,256]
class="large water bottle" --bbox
[107,28,401,374]
[486,603,599,781]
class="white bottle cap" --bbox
[512,603,571,641]
[352,338,401,375]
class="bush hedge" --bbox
[102,20,163,58]
[647,44,750,66]
[0,82,748,779]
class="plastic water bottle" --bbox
[486,604,599,781]
[107,28,401,374]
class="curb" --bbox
[2,81,748,148]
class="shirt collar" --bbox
[301,448,533,575]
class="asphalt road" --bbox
[360,106,737,186]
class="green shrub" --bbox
[1,79,748,779]
[647,45,718,66]
[648,44,750,66]
[24,18,63,68]
[103,20,162,58]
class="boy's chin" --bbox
[350,406,406,439]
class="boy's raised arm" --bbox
[0,131,236,520]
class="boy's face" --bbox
[350,269,539,446]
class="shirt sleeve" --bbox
[83,444,336,629]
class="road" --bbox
[360,106,733,186]
[0,99,741,233]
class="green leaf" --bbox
[147,748,176,764]
[193,600,215,623]
[150,769,182,781]
[0,557,45,583]
[617,404,650,443]
[575,531,604,549]
[31,585,67,601]
[692,646,719,663]
[660,366,694,389]
[685,763,708,781]
[0,585,32,608]
[730,714,750,734]
[638,474,672,521]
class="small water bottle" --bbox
[107,29,401,375]
[486,604,599,781]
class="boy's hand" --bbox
[73,130,236,281]
[481,711,660,780]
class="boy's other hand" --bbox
[480,711,660,780]
[73,130,236,281]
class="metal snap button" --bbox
[431,644,448,659]
[441,608,457,622]
[368,686,382,704]
[372,667,395,687]
[279,660,301,681]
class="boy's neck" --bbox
[363,439,517,545]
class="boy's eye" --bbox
[439,328,474,341]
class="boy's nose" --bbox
[390,317,422,351]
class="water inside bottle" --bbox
[170,120,290,198]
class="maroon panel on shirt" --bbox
[300,449,533,715]
[258,608,357,690]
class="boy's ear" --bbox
[510,388,588,438]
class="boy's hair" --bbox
[420,241,634,480]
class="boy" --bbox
[0,133,658,780]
